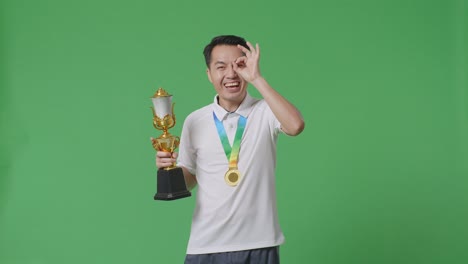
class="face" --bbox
[207,45,247,111]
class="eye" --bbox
[217,66,225,70]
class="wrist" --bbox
[250,76,265,87]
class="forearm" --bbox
[251,77,305,136]
[181,166,197,191]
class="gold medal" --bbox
[225,168,241,186]
[213,113,247,187]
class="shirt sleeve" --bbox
[263,101,283,136]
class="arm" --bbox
[251,77,304,136]
[153,140,198,191]
[233,42,305,136]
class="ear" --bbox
[206,68,213,83]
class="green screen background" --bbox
[1,0,467,263]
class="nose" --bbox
[226,63,237,78]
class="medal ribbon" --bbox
[213,112,247,168]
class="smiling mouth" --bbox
[224,82,240,89]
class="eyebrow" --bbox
[214,61,226,65]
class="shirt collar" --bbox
[212,93,258,121]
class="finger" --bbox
[237,44,251,57]
[156,156,176,168]
[233,60,246,73]
[160,157,176,163]
[232,62,240,73]
[156,151,172,158]
[234,57,247,70]
[235,56,247,64]
[246,41,256,55]
[157,161,175,169]
[172,152,179,159]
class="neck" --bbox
[218,95,246,112]
[220,101,241,112]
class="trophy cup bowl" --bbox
[151,88,191,201]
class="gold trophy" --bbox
[151,88,191,201]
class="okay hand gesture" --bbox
[233,41,262,83]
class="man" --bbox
[154,35,305,264]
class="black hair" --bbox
[203,35,250,67]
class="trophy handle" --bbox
[155,140,162,151]
[167,102,176,130]
[151,107,166,130]
[172,136,180,151]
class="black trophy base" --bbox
[154,167,191,201]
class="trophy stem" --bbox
[158,130,172,140]
[162,129,170,138]
[155,130,179,170]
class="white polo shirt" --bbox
[178,93,285,254]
